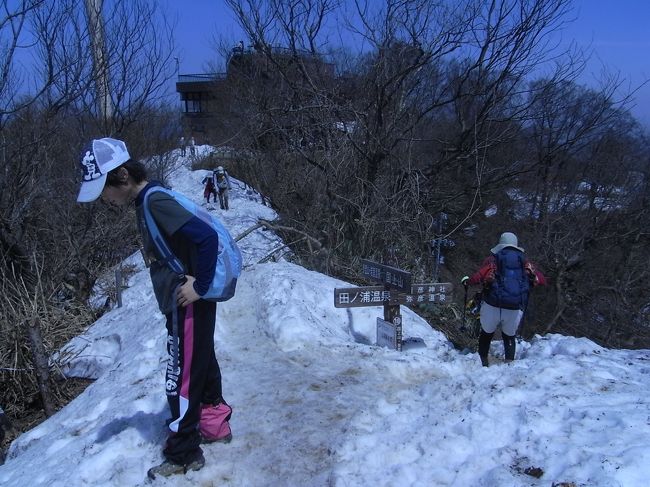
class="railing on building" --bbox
[177,73,226,83]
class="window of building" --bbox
[183,92,203,113]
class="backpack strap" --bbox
[142,187,186,371]
[142,188,185,275]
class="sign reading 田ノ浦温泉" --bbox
[333,283,453,309]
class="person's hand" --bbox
[525,262,539,285]
[177,275,201,307]
[484,268,495,284]
[461,276,469,287]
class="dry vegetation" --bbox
[1,0,649,461]
[0,0,178,459]
[217,0,650,350]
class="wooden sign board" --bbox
[361,259,412,292]
[401,282,453,304]
[334,286,393,308]
[399,292,449,305]
[334,283,453,308]
[410,283,453,295]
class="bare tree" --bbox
[219,0,650,348]
[220,1,582,253]
[0,0,177,426]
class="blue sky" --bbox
[566,0,650,126]
[171,0,650,127]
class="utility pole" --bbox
[432,213,445,281]
[84,0,113,130]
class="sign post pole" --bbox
[383,284,402,351]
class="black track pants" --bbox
[163,300,224,465]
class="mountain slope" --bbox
[1,148,649,487]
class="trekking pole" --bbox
[518,296,531,339]
[461,277,469,332]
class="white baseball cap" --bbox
[77,138,131,202]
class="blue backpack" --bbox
[142,187,242,301]
[486,248,529,310]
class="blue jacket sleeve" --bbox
[175,216,219,296]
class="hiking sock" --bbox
[502,333,516,361]
[478,330,494,367]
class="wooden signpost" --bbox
[334,259,453,351]
[361,259,412,292]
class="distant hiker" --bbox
[189,136,196,157]
[179,136,186,156]
[213,166,232,210]
[202,173,218,204]
[76,138,233,479]
[461,232,546,367]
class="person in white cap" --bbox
[76,138,232,479]
[461,232,547,367]
[77,138,132,203]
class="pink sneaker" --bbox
[200,402,232,444]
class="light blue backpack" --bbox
[142,187,242,301]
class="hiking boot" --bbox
[146,453,205,480]
[480,355,489,367]
[201,431,233,444]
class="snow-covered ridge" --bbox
[1,147,649,487]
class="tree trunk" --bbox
[27,319,56,417]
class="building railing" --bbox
[178,46,332,84]
[177,73,226,83]
[230,45,325,60]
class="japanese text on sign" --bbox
[411,284,451,295]
[361,259,412,292]
[334,283,453,308]
[376,317,400,350]
[334,286,391,308]
[402,292,447,304]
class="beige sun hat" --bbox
[491,232,524,254]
